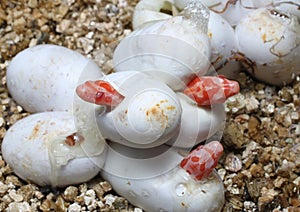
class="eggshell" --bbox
[207,11,241,78]
[97,72,182,148]
[235,8,300,85]
[102,142,184,179]
[2,112,107,187]
[174,0,222,10]
[6,44,103,113]
[132,1,240,80]
[173,0,189,10]
[113,16,211,91]
[210,0,254,26]
[167,93,225,148]
[101,142,225,212]
[251,0,274,7]
[132,0,177,29]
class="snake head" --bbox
[76,80,124,108]
[180,141,223,181]
[184,75,240,106]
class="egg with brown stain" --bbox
[96,71,182,148]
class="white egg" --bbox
[2,112,107,187]
[132,1,241,79]
[209,0,255,26]
[97,72,182,148]
[173,0,190,10]
[102,142,184,179]
[114,9,211,91]
[207,11,241,78]
[235,8,300,85]
[101,142,225,212]
[166,93,225,148]
[132,0,178,29]
[6,44,103,113]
